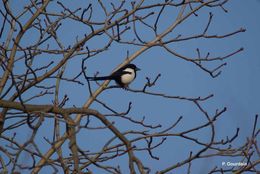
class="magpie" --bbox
[87,64,140,88]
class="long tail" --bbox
[87,75,114,81]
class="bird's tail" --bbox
[87,76,114,81]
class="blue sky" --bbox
[1,0,260,173]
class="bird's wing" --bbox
[87,72,129,81]
[87,66,132,81]
[112,70,132,76]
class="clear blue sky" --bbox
[2,0,260,173]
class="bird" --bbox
[87,64,140,88]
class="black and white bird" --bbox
[87,64,140,88]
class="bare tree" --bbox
[0,0,259,173]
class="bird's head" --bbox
[127,64,141,72]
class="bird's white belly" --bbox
[121,68,135,84]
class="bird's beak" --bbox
[136,67,141,71]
